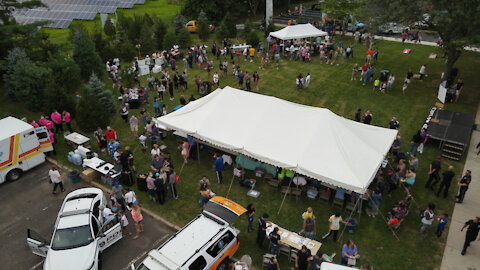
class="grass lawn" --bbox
[2,34,480,269]
[42,0,181,45]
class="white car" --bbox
[379,22,409,34]
[27,188,122,270]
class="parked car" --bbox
[27,188,122,270]
[134,196,246,270]
[379,22,409,34]
[186,20,215,33]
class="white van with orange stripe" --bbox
[0,116,53,183]
[134,196,246,270]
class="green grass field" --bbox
[2,33,479,269]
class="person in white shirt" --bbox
[100,205,115,222]
[305,73,311,88]
[419,64,427,80]
[213,72,219,87]
[48,166,64,194]
[151,144,161,159]
[118,211,131,236]
[139,134,147,151]
[125,188,137,207]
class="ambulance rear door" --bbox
[35,126,53,152]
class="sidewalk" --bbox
[440,102,480,270]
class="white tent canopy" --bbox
[269,23,327,40]
[156,87,397,194]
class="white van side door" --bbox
[98,217,122,251]
[27,229,49,257]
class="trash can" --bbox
[137,174,148,191]
[69,170,81,184]
[344,217,358,234]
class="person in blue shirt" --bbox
[214,153,224,184]
[436,213,448,237]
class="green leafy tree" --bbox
[77,74,115,131]
[242,21,254,39]
[153,16,167,50]
[3,48,29,97]
[181,0,246,24]
[163,30,178,50]
[363,0,480,82]
[197,10,210,41]
[104,19,116,40]
[323,0,360,34]
[139,23,156,55]
[264,19,275,38]
[72,31,104,80]
[220,12,237,38]
[216,19,230,40]
[117,33,136,60]
[45,85,77,116]
[46,55,81,94]
[246,31,260,48]
[178,28,192,49]
[173,13,187,34]
[93,28,107,60]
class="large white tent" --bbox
[269,23,327,40]
[156,87,397,194]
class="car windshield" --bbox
[51,225,93,250]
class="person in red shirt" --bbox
[51,110,63,133]
[360,63,369,82]
[39,116,54,131]
[106,126,118,142]
[30,120,39,128]
[366,49,373,64]
[62,110,73,133]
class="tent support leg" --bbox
[277,177,293,215]
[338,196,362,243]
[226,174,236,199]
[197,140,200,164]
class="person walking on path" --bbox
[425,157,443,190]
[131,204,144,239]
[420,202,435,235]
[436,165,455,198]
[456,170,472,203]
[214,153,224,184]
[49,166,64,194]
[256,213,269,248]
[460,217,480,255]
[62,110,73,133]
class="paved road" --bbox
[0,162,175,270]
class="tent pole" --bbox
[338,195,362,243]
[277,174,293,215]
[225,173,236,198]
[366,194,401,241]
[196,139,200,164]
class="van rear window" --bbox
[204,202,238,224]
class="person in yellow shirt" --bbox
[249,47,256,62]
[302,207,315,220]
[321,212,349,242]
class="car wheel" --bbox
[6,169,22,182]
[98,252,103,270]
[217,258,230,270]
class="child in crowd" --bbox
[373,78,380,91]
[436,213,448,237]
[139,133,147,152]
[118,211,132,236]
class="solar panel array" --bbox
[13,0,145,29]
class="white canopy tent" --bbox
[156,87,397,194]
[269,23,327,40]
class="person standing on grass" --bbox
[49,166,64,194]
[214,153,224,184]
[363,109,373,125]
[420,202,435,235]
[321,212,348,242]
[62,110,73,133]
[354,109,362,122]
[360,62,368,82]
[455,79,464,102]
[129,115,138,137]
[341,239,358,266]
[419,64,427,80]
[425,157,443,190]
[351,64,359,81]
[389,116,400,130]
[119,102,129,123]
[247,204,256,233]
[367,188,382,218]
[213,71,219,87]
[50,110,63,134]
[131,204,144,239]
[181,141,189,164]
[387,73,395,91]
[146,172,156,202]
[245,72,251,91]
[305,73,311,88]
[456,170,472,203]
[253,71,260,91]
[256,213,269,248]
[168,79,174,100]
[436,165,455,198]
[460,217,480,255]
[436,214,448,238]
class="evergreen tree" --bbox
[46,54,81,94]
[139,23,156,55]
[246,31,260,48]
[72,31,104,80]
[163,30,178,50]
[3,48,29,97]
[77,73,115,131]
[178,28,192,49]
[197,10,210,41]
[118,33,136,60]
[216,19,230,40]
[104,19,116,40]
[173,13,187,34]
[153,16,167,51]
[222,12,237,38]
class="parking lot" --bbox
[0,162,176,270]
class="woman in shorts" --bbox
[131,204,144,239]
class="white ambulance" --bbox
[0,116,53,183]
[134,196,246,270]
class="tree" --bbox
[219,12,237,38]
[163,30,178,50]
[178,28,192,49]
[139,23,156,55]
[153,16,167,51]
[46,55,81,94]
[117,33,136,60]
[246,31,260,48]
[76,74,115,131]
[181,0,246,24]
[363,0,480,83]
[216,19,230,40]
[323,0,360,34]
[92,28,107,60]
[264,19,275,38]
[173,13,187,34]
[247,0,261,16]
[104,19,116,40]
[3,48,29,97]
[197,10,210,41]
[72,30,104,80]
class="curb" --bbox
[46,157,181,231]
